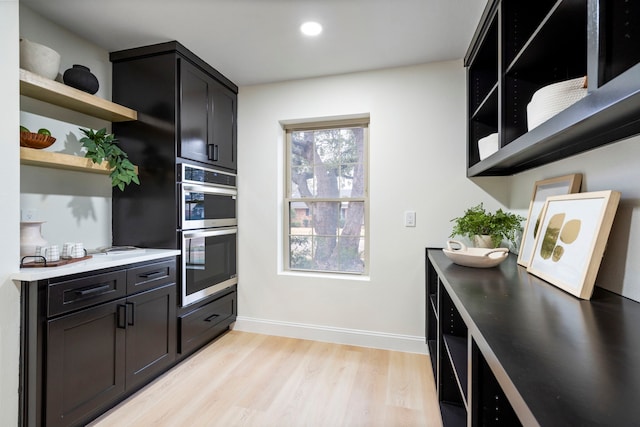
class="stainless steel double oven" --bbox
[179,163,237,306]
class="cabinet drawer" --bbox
[179,290,235,354]
[48,270,127,317]
[126,259,176,295]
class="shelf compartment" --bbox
[470,83,498,124]
[505,0,587,82]
[468,65,640,176]
[20,69,137,122]
[440,402,466,427]
[443,334,468,402]
[468,12,499,114]
[429,294,438,320]
[599,0,640,85]
[472,340,522,426]
[20,147,111,174]
[502,0,561,67]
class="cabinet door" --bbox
[46,299,126,427]
[125,283,177,391]
[179,58,237,171]
[179,59,211,165]
[210,80,237,171]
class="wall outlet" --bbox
[22,208,37,222]
[404,210,416,227]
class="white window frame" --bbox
[283,116,370,275]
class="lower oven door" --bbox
[181,227,237,307]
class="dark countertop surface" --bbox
[428,249,640,426]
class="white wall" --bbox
[235,61,508,352]
[509,134,640,301]
[19,6,114,250]
[0,1,22,425]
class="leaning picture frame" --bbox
[526,190,620,300]
[517,174,582,267]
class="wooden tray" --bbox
[20,255,92,268]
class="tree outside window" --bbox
[285,119,368,274]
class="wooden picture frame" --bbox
[526,190,620,300]
[517,174,582,267]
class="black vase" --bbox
[63,64,99,94]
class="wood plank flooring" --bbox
[89,330,442,427]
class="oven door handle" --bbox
[183,227,237,239]
[182,183,237,197]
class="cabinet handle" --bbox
[204,313,219,322]
[207,144,219,161]
[139,271,165,280]
[76,284,110,296]
[117,304,127,329]
[126,302,135,326]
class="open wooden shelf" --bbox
[19,69,137,122]
[20,147,111,174]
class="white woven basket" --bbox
[478,132,499,160]
[527,76,587,131]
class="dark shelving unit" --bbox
[426,249,439,380]
[426,249,640,425]
[465,0,640,176]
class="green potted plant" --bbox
[79,127,140,191]
[450,203,525,248]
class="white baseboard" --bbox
[233,316,428,354]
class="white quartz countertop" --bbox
[11,249,180,282]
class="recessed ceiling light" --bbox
[300,21,323,37]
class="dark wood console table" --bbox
[426,248,640,426]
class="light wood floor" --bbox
[89,330,442,427]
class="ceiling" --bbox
[20,0,487,87]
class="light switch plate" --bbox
[404,210,416,227]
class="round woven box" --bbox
[20,132,56,149]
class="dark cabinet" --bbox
[178,287,236,356]
[110,41,238,174]
[22,257,177,427]
[180,59,236,170]
[46,299,126,427]
[426,249,640,426]
[466,0,640,176]
[124,283,176,390]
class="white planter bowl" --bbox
[20,39,61,80]
[442,240,509,268]
[527,76,587,131]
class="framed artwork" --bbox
[527,191,620,300]
[517,174,582,267]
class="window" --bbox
[284,117,369,274]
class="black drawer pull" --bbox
[76,284,110,296]
[139,271,165,280]
[204,313,220,322]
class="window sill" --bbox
[279,270,370,282]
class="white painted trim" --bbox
[233,316,428,354]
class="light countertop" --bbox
[12,248,180,282]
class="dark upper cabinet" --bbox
[466,0,640,176]
[110,41,238,173]
[179,59,237,170]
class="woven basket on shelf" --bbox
[20,132,56,149]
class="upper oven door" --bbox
[181,183,237,230]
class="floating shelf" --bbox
[19,69,137,122]
[20,147,111,174]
